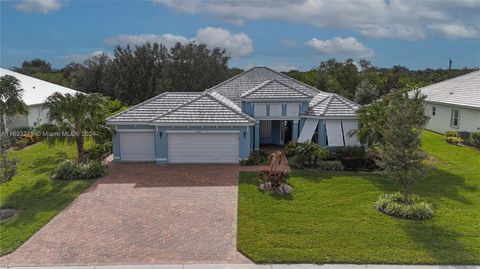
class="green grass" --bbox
[237,131,480,264]
[0,142,94,256]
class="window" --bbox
[432,106,436,116]
[451,109,460,128]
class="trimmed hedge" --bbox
[375,192,434,220]
[54,160,106,180]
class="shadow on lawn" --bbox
[28,152,68,175]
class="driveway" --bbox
[0,163,251,266]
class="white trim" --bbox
[106,121,151,126]
[242,98,311,102]
[425,100,480,111]
[114,156,120,160]
[254,116,300,120]
[166,130,240,134]
[151,123,254,127]
[301,115,359,120]
[156,158,167,161]
[117,129,155,133]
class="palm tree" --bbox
[44,92,107,163]
[0,75,28,134]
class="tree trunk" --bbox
[0,113,6,135]
[76,133,85,163]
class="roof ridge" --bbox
[239,79,272,97]
[259,66,324,96]
[310,93,331,108]
[419,70,480,90]
[332,93,359,109]
[206,67,258,93]
[148,92,208,122]
[207,92,256,122]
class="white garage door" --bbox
[168,132,239,163]
[119,131,155,161]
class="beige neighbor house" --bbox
[418,70,480,134]
[0,67,79,130]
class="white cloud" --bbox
[195,27,253,57]
[306,37,374,59]
[15,0,62,13]
[154,0,480,41]
[104,27,254,58]
[429,24,480,39]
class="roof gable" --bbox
[151,92,255,125]
[308,93,359,117]
[207,66,320,103]
[0,67,79,106]
[240,79,311,99]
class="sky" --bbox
[1,0,479,71]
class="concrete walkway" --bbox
[1,264,478,269]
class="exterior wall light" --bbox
[159,132,163,138]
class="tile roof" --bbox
[240,79,311,99]
[207,67,320,103]
[151,92,255,125]
[106,92,201,123]
[0,67,79,106]
[418,70,480,109]
[307,93,359,117]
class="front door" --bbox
[283,120,292,145]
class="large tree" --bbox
[44,92,107,163]
[316,59,360,100]
[167,42,230,92]
[0,75,28,135]
[13,58,53,75]
[374,89,429,198]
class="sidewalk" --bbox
[1,264,478,269]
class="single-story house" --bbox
[418,70,480,134]
[106,67,361,163]
[0,67,79,129]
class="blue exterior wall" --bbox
[112,125,251,163]
[300,101,309,114]
[243,102,254,116]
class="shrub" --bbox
[86,142,112,162]
[445,130,458,138]
[318,160,344,171]
[297,142,328,168]
[0,152,17,183]
[328,146,377,171]
[257,170,291,193]
[284,141,298,157]
[375,192,433,220]
[54,160,106,180]
[470,132,480,147]
[240,150,268,166]
[446,136,463,145]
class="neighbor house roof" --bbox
[240,79,311,100]
[207,66,320,103]
[0,68,79,106]
[307,93,360,117]
[418,70,480,110]
[151,92,255,125]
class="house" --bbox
[106,67,360,163]
[418,70,480,134]
[0,68,79,129]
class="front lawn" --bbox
[0,143,94,256]
[237,131,480,264]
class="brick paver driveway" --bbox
[0,163,251,266]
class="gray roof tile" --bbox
[308,93,359,117]
[240,79,311,99]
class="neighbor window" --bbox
[450,109,460,128]
[432,106,436,116]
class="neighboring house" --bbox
[418,70,480,134]
[106,67,360,163]
[0,68,79,129]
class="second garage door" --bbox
[167,132,239,163]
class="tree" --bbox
[0,75,28,136]
[44,92,108,163]
[0,150,17,183]
[356,97,389,146]
[167,42,230,92]
[355,80,379,105]
[107,43,168,104]
[13,58,53,75]
[375,89,429,198]
[315,59,360,99]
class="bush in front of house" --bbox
[54,160,106,180]
[375,192,433,220]
[257,169,291,194]
[469,132,480,148]
[240,150,269,166]
[0,151,17,183]
[284,141,298,157]
[86,142,112,162]
[288,142,328,169]
[317,160,344,171]
[445,130,463,145]
[328,146,377,171]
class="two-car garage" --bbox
[118,130,240,163]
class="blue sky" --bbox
[1,0,479,71]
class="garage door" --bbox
[168,132,239,163]
[119,131,155,161]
